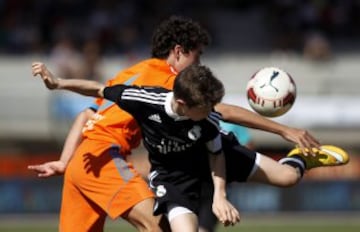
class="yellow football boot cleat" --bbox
[287,145,349,170]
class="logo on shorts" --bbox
[156,185,167,197]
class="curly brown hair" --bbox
[151,15,211,59]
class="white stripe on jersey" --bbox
[206,112,221,130]
[123,89,168,99]
[210,111,222,121]
[122,88,167,105]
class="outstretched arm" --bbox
[29,62,99,177]
[32,62,105,98]
[29,62,103,177]
[215,103,320,155]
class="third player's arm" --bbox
[215,103,320,153]
[215,103,289,134]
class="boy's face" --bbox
[173,47,202,73]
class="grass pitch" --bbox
[0,212,359,232]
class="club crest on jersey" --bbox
[156,185,167,197]
[188,125,201,141]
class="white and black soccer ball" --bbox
[246,67,296,117]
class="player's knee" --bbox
[276,167,300,187]
[123,198,165,232]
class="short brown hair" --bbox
[173,65,224,108]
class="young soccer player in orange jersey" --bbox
[29,15,348,232]
[29,16,212,232]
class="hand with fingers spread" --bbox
[32,62,59,90]
[212,193,240,227]
[280,127,321,156]
[28,160,66,178]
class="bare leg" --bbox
[170,213,198,232]
[123,198,167,232]
[248,153,301,187]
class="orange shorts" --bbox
[59,139,154,232]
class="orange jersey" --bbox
[59,58,178,230]
[82,58,177,155]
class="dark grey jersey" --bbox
[103,85,222,174]
[103,84,258,215]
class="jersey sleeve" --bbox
[103,84,143,116]
[206,134,222,155]
[103,85,126,101]
[205,112,222,155]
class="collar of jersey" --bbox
[165,92,189,121]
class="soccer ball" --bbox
[246,67,296,117]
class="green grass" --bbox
[0,213,359,232]
[0,224,359,232]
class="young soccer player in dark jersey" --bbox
[32,62,240,231]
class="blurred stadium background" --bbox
[0,0,359,231]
